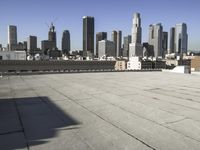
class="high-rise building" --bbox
[123,35,131,57]
[62,30,70,55]
[96,32,107,57]
[129,13,143,58]
[8,25,17,51]
[48,23,57,50]
[149,23,163,57]
[98,40,115,58]
[83,16,94,57]
[131,13,141,44]
[23,41,27,51]
[111,31,117,57]
[175,23,188,54]
[117,31,122,57]
[169,27,175,54]
[27,36,37,54]
[41,40,54,55]
[162,32,168,56]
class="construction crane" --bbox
[45,17,58,30]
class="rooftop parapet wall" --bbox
[0,60,116,72]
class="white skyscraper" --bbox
[175,23,188,54]
[148,23,163,58]
[98,40,115,58]
[129,13,143,58]
[8,25,17,51]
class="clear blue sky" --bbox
[0,0,200,51]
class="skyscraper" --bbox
[169,27,175,54]
[175,23,188,54]
[117,31,122,57]
[98,40,115,58]
[27,36,37,54]
[111,30,117,56]
[62,30,70,55]
[83,16,94,57]
[8,25,17,51]
[23,41,27,51]
[48,23,57,50]
[149,23,163,58]
[162,32,168,56]
[129,13,143,58]
[96,32,107,57]
[123,35,131,57]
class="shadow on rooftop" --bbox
[0,96,80,150]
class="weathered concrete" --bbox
[0,72,200,150]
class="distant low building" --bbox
[127,56,166,70]
[165,58,191,69]
[0,51,26,60]
[127,57,142,70]
[186,56,200,71]
[143,43,154,58]
[115,61,126,71]
[41,40,54,55]
[48,50,62,59]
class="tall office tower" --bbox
[27,36,37,54]
[23,41,27,51]
[98,40,115,58]
[129,13,143,58]
[123,35,131,57]
[8,25,17,51]
[83,16,95,57]
[162,32,168,56]
[96,32,107,57]
[48,23,57,50]
[175,23,188,54]
[62,30,70,55]
[169,27,175,54]
[149,23,163,58]
[111,30,117,56]
[117,31,122,57]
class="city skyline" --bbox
[0,0,200,51]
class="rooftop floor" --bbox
[1,72,200,150]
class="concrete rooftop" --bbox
[0,72,200,150]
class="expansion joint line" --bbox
[10,76,30,150]
[51,86,157,150]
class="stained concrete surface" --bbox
[0,72,200,150]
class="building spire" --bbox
[50,23,55,32]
